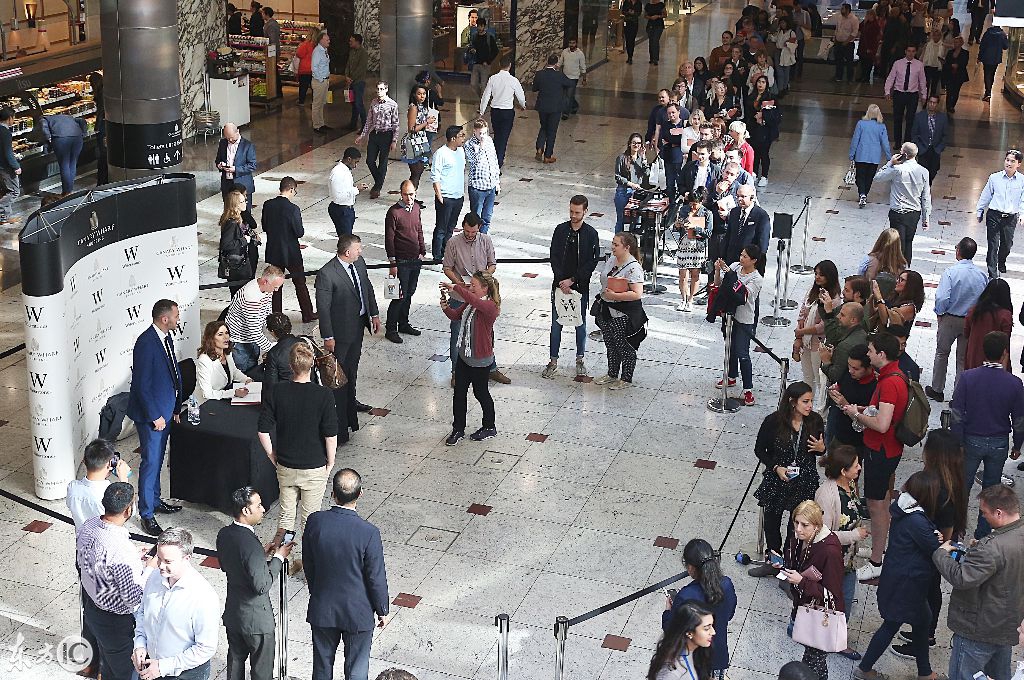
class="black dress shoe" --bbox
[141,517,163,536]
[398,325,421,336]
[321,125,335,131]
[155,500,183,514]
[355,401,372,413]
[924,386,944,402]
[385,331,403,344]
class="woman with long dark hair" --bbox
[674,188,713,312]
[648,600,715,680]
[855,470,942,680]
[873,269,924,330]
[614,132,650,234]
[403,85,436,189]
[693,57,711,88]
[749,381,826,576]
[664,539,737,679]
[965,278,1013,370]
[793,260,841,408]
[745,75,780,187]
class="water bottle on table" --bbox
[187,396,200,425]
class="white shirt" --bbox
[559,48,587,80]
[66,477,109,530]
[224,139,239,179]
[834,12,860,43]
[329,161,358,206]
[192,353,248,404]
[921,39,945,68]
[479,70,526,114]
[134,565,220,677]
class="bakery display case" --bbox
[1004,27,1024,106]
[278,19,322,85]
[227,35,279,103]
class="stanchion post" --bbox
[496,614,510,680]
[554,616,569,680]
[708,314,742,413]
[791,196,813,275]
[761,241,791,327]
[778,240,798,310]
[279,558,291,680]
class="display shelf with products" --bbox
[278,19,322,84]
[1004,27,1024,106]
[227,35,279,102]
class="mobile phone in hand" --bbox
[282,530,296,545]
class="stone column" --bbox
[353,0,380,71]
[100,0,183,178]
[178,0,226,138]
[379,0,431,113]
[512,0,565,86]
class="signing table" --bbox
[169,399,278,513]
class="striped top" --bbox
[76,515,152,616]
[226,279,275,352]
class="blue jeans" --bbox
[490,108,515,167]
[842,569,857,622]
[549,290,587,360]
[328,202,355,236]
[468,186,496,233]
[614,186,632,233]
[963,434,1009,538]
[432,195,465,261]
[52,135,84,194]
[949,633,1013,680]
[728,321,754,390]
[564,78,579,114]
[232,341,260,374]
[448,299,497,371]
[135,420,170,519]
[776,64,791,92]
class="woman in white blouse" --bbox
[193,320,252,404]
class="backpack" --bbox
[881,371,930,447]
[297,335,347,390]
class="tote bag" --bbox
[382,275,401,300]
[554,289,584,327]
[792,588,847,653]
[844,161,856,186]
[648,157,667,190]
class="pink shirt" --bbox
[884,58,928,97]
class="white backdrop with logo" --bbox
[20,176,199,500]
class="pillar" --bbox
[379,0,432,117]
[100,0,183,179]
[512,0,565,86]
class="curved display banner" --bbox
[19,174,200,500]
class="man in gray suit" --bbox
[315,234,381,436]
[216,487,293,680]
[532,53,573,164]
[304,469,389,680]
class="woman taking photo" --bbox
[614,132,650,234]
[219,190,254,298]
[441,272,501,446]
[664,539,738,679]
[858,228,907,281]
[403,85,437,189]
[749,381,826,576]
[745,75,780,187]
[793,260,841,409]
[873,269,925,330]
[964,278,1013,370]
[849,105,892,207]
[262,312,302,385]
[704,76,742,122]
[781,500,845,680]
[715,245,763,405]
[593,232,646,389]
[814,445,869,661]
[648,601,716,680]
[855,470,942,680]
[193,321,252,404]
[674,188,712,312]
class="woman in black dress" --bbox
[749,381,826,576]
[645,0,667,64]
[744,75,780,186]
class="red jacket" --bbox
[296,41,314,76]
[964,307,1013,370]
[443,285,499,361]
[786,530,846,614]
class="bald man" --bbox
[216,123,258,199]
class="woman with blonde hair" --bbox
[849,104,892,207]
[218,190,253,297]
[726,120,753,173]
[192,321,252,404]
[441,271,501,445]
[858,228,907,281]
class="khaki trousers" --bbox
[311,78,330,129]
[276,463,328,537]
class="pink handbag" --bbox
[792,588,847,653]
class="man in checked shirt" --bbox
[77,482,156,680]
[356,81,400,200]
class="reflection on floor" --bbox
[1,1,1024,678]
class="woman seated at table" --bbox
[262,312,302,385]
[194,320,252,404]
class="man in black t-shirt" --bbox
[824,343,877,447]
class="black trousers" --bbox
[888,209,921,264]
[762,504,796,555]
[834,42,855,81]
[328,202,356,236]
[624,22,639,60]
[983,63,998,97]
[751,138,772,178]
[226,627,275,680]
[83,596,136,680]
[918,147,940,184]
[366,130,394,192]
[311,626,373,680]
[946,80,965,111]
[332,322,366,437]
[891,90,919,145]
[386,259,422,331]
[985,209,1017,277]
[536,111,561,159]
[969,11,987,43]
[855,161,878,196]
[925,66,941,97]
[453,355,495,432]
[490,107,515,167]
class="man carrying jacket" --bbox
[933,484,1024,680]
[543,194,600,380]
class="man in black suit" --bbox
[262,176,317,323]
[315,234,381,435]
[304,469,389,680]
[216,487,293,680]
[723,184,771,274]
[532,54,573,163]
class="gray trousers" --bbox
[0,168,19,219]
[930,313,967,394]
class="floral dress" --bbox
[403,103,431,164]
[674,206,712,270]
[836,485,868,570]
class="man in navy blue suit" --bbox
[126,299,183,536]
[910,95,948,184]
[303,469,388,680]
[723,184,771,275]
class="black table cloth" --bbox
[169,399,278,512]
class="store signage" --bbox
[107,119,184,169]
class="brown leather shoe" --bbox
[489,369,512,384]
[544,156,557,164]
[535,149,544,161]
[369,190,380,199]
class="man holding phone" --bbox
[217,487,294,680]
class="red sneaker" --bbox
[715,378,737,389]
[743,390,755,406]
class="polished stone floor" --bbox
[1,1,1024,678]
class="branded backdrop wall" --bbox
[19,175,200,500]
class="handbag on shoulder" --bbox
[218,251,253,281]
[297,336,348,389]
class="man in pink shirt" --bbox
[884,44,928,146]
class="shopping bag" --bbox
[383,276,401,300]
[289,55,300,73]
[844,161,856,186]
[425,107,439,133]
[648,157,667,190]
[341,88,356,103]
[554,289,584,327]
[817,38,835,60]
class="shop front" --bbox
[1003,27,1024,106]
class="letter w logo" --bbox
[167,266,185,281]
[33,437,52,453]
[25,306,42,323]
[28,372,47,388]
[127,305,142,321]
[95,349,107,364]
[124,246,139,262]
[91,290,103,305]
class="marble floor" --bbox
[2,1,1024,678]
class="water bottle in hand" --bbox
[187,396,200,425]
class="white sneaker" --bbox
[975,472,1015,487]
[608,378,632,390]
[675,301,686,312]
[684,299,692,312]
[757,176,768,187]
[592,374,616,385]
[857,561,883,581]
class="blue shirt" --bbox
[976,170,1024,216]
[312,44,330,81]
[430,145,466,199]
[663,577,737,671]
[933,259,988,316]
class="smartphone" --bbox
[109,452,120,473]
[282,530,296,545]
[665,588,678,600]
[769,552,784,567]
